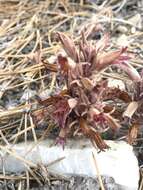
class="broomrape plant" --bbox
[35,28,142,150]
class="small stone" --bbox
[116,25,128,34]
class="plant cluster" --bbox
[34,27,143,150]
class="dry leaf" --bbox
[104,114,121,131]
[123,101,138,119]
[127,124,139,144]
[103,87,132,103]
[92,132,109,150]
[79,118,109,150]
